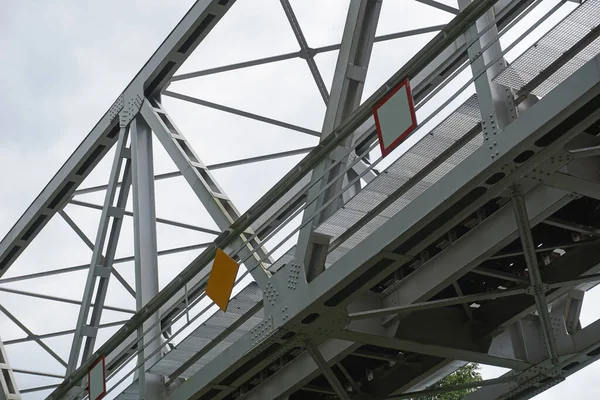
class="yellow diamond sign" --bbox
[206,248,240,312]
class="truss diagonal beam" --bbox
[510,184,559,364]
[349,287,527,320]
[0,242,211,285]
[58,210,94,251]
[0,304,67,368]
[0,287,135,314]
[141,99,272,287]
[3,320,128,346]
[19,384,59,394]
[170,26,445,81]
[280,0,330,104]
[73,147,315,196]
[70,199,220,235]
[334,329,532,370]
[305,341,351,400]
[11,369,64,379]
[416,0,459,15]
[59,210,136,299]
[163,91,320,137]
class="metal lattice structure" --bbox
[4,0,600,399]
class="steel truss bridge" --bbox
[3,0,600,398]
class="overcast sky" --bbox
[1,0,599,399]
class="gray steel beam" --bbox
[304,341,351,400]
[382,186,570,323]
[58,210,94,250]
[73,147,315,196]
[0,287,135,314]
[416,0,459,15]
[545,171,600,201]
[459,0,516,132]
[11,369,63,379]
[569,144,600,159]
[334,329,531,370]
[280,0,330,104]
[0,0,237,278]
[131,115,163,400]
[512,184,558,363]
[0,305,66,368]
[2,320,128,346]
[163,91,320,137]
[295,0,382,281]
[243,340,358,400]
[0,242,210,286]
[170,25,446,81]
[69,199,220,235]
[67,128,133,373]
[140,99,272,287]
[350,287,528,320]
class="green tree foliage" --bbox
[418,363,483,400]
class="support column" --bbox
[295,0,382,281]
[458,0,517,134]
[131,115,163,400]
[510,184,559,365]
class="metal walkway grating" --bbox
[315,94,483,266]
[115,283,263,398]
[493,0,600,97]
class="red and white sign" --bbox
[88,355,106,400]
[373,78,418,158]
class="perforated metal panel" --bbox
[494,0,600,97]
[315,94,482,263]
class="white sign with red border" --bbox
[88,355,106,400]
[373,77,418,157]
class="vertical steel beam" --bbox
[67,128,132,374]
[131,115,163,400]
[0,337,19,400]
[510,184,559,365]
[295,0,382,281]
[458,0,516,132]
